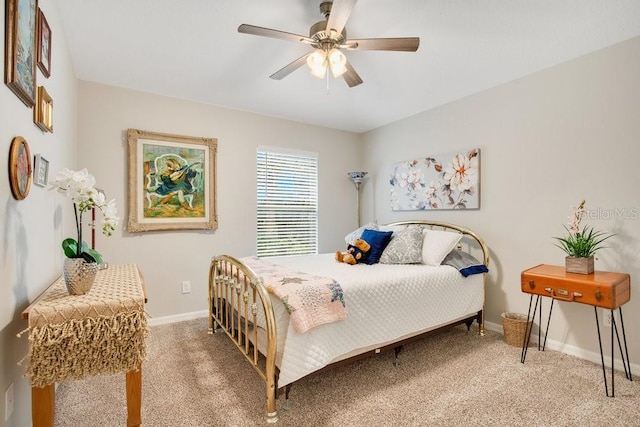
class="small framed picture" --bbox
[34,86,53,132]
[34,154,50,187]
[36,8,51,78]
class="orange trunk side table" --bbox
[21,264,148,427]
[520,264,632,397]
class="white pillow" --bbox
[344,221,378,245]
[421,229,463,266]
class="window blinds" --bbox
[257,149,318,257]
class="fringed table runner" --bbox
[21,263,148,388]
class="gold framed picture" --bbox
[36,8,51,78]
[34,86,53,132]
[127,128,218,232]
[8,136,33,200]
[5,0,38,107]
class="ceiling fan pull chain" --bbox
[326,69,330,94]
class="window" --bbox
[257,148,318,257]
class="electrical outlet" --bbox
[181,281,191,294]
[602,309,612,328]
[5,383,14,422]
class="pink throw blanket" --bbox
[241,257,347,333]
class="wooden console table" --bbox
[520,264,632,396]
[21,264,148,427]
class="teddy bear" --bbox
[335,238,371,265]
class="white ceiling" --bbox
[55,0,640,133]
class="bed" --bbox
[207,220,489,423]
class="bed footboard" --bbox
[208,255,279,423]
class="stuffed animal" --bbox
[335,238,371,265]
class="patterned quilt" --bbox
[241,257,347,333]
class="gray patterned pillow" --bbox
[379,226,423,264]
[345,221,378,245]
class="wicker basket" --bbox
[501,312,531,347]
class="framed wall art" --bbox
[34,85,53,132]
[8,136,33,200]
[33,153,49,186]
[5,0,38,107]
[127,128,218,232]
[36,7,51,77]
[390,148,480,210]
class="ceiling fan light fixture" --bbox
[328,48,347,77]
[238,0,420,88]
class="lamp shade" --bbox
[328,49,347,77]
[347,171,367,184]
[307,49,327,78]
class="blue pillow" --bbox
[360,229,393,265]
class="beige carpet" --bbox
[54,317,640,426]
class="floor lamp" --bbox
[347,171,368,227]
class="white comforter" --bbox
[262,253,484,387]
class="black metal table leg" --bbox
[594,307,610,396]
[521,295,539,364]
[593,307,635,397]
[611,310,615,396]
[538,297,543,350]
[612,316,629,380]
[542,299,554,351]
[616,308,633,381]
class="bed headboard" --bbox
[385,220,489,267]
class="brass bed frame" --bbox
[208,220,489,423]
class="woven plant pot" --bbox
[63,258,98,295]
[501,312,531,347]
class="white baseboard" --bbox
[485,320,640,373]
[147,310,209,327]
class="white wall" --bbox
[3,7,637,424]
[0,2,78,426]
[76,81,363,319]
[362,37,640,360]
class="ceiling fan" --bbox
[238,0,420,87]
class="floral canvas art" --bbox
[390,148,480,210]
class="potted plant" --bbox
[553,199,613,274]
[55,168,119,294]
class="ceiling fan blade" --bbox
[346,37,420,52]
[325,0,357,36]
[238,24,314,44]
[342,60,363,88]
[269,53,310,80]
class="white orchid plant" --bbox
[55,168,120,264]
